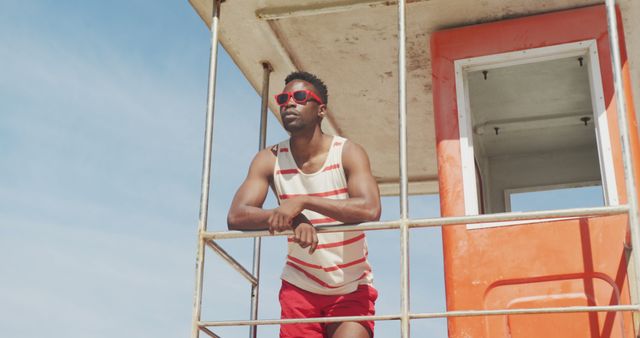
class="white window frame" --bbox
[453,40,618,229]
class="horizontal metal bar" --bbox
[203,205,629,240]
[412,304,640,319]
[200,327,221,338]
[200,314,401,327]
[256,0,429,21]
[411,204,629,228]
[203,219,401,240]
[205,240,258,286]
[199,304,640,327]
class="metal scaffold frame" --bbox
[190,0,640,337]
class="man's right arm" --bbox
[227,148,275,231]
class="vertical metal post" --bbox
[397,0,410,337]
[191,1,221,338]
[249,62,273,338]
[605,0,640,312]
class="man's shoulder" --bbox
[267,138,291,156]
[256,145,278,158]
[340,137,366,154]
[340,138,372,172]
[252,146,278,168]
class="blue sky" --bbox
[0,1,447,337]
[1,1,610,337]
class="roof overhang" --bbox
[188,0,640,196]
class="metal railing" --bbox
[196,205,635,335]
[190,0,640,337]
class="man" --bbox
[227,71,381,338]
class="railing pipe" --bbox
[200,327,222,338]
[202,205,629,239]
[201,314,401,327]
[191,1,221,338]
[410,304,640,319]
[397,0,408,222]
[206,240,257,286]
[258,62,272,151]
[604,0,640,311]
[198,304,639,328]
[249,61,273,338]
[396,0,410,336]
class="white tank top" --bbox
[273,135,373,295]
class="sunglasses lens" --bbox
[293,91,308,103]
[276,93,289,105]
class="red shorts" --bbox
[279,280,378,338]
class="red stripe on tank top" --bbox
[316,233,365,249]
[277,164,340,176]
[286,262,369,289]
[287,255,367,272]
[322,163,340,171]
[276,168,299,175]
[279,188,348,200]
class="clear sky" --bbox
[0,1,606,338]
[0,1,446,337]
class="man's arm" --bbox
[269,141,381,227]
[228,147,318,253]
[305,141,381,222]
[227,148,275,231]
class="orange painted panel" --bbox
[487,276,625,337]
[430,5,639,338]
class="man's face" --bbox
[279,80,325,133]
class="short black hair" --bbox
[285,71,328,105]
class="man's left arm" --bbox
[273,141,381,225]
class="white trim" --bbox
[504,185,512,213]
[454,62,479,215]
[453,40,618,229]
[586,43,619,206]
[456,41,594,72]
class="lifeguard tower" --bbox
[186,1,640,337]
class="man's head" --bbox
[284,72,328,105]
[277,71,328,133]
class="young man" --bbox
[227,71,381,338]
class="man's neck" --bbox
[289,127,330,161]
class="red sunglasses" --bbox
[274,90,324,106]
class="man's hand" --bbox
[290,223,319,254]
[268,197,306,233]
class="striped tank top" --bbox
[273,135,373,295]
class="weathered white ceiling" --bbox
[468,57,596,158]
[188,0,640,195]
